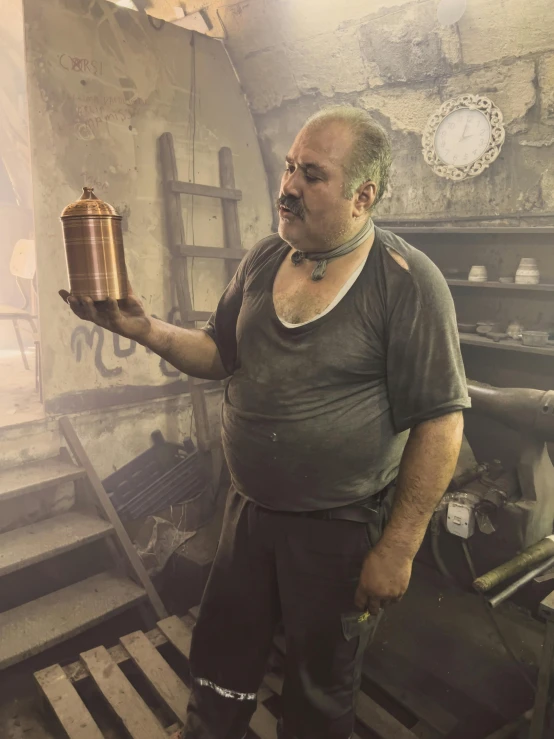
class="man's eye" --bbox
[285,164,294,173]
[305,174,318,182]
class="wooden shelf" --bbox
[447,280,554,292]
[377,225,554,235]
[459,333,554,357]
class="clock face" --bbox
[434,108,491,167]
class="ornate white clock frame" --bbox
[422,94,505,181]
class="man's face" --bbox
[277,121,361,253]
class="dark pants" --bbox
[183,487,389,739]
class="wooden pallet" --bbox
[35,608,451,739]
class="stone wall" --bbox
[181,0,554,224]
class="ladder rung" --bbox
[178,245,246,260]
[170,180,242,201]
[184,311,213,322]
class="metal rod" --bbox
[487,555,554,609]
[474,535,554,593]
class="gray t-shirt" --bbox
[204,227,470,511]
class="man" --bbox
[61,106,469,739]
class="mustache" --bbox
[277,195,305,220]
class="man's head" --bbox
[277,106,391,253]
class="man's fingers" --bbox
[368,597,382,615]
[78,296,98,322]
[354,587,384,615]
[59,289,70,304]
[66,295,88,320]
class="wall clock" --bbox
[422,95,505,181]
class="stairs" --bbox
[0,511,114,577]
[0,572,146,669]
[0,419,166,671]
[0,455,86,502]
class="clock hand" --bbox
[459,113,472,141]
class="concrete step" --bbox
[0,511,114,577]
[0,572,146,670]
[0,456,86,503]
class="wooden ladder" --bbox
[159,133,247,486]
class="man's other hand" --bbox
[354,545,413,613]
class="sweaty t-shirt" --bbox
[203,226,470,512]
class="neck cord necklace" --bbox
[291,217,374,281]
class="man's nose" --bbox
[281,170,302,200]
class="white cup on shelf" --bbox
[468,265,488,282]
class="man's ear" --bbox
[353,181,377,216]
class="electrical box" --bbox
[446,501,475,539]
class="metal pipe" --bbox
[487,555,554,609]
[473,535,554,593]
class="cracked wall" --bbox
[187,0,554,223]
[23,0,272,410]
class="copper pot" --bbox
[61,187,128,300]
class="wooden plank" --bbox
[81,646,167,739]
[120,631,190,724]
[459,332,554,357]
[65,624,168,683]
[178,244,246,261]
[0,572,145,669]
[0,456,85,502]
[157,616,193,659]
[0,511,113,577]
[250,704,278,739]
[59,417,168,620]
[357,692,418,739]
[35,664,104,739]
[219,147,243,283]
[160,134,186,251]
[170,179,242,201]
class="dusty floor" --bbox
[0,561,546,738]
[0,697,57,739]
[0,350,44,428]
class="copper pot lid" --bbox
[61,187,121,219]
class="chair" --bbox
[0,239,39,378]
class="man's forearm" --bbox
[378,411,464,559]
[139,317,229,380]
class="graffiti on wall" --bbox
[70,308,182,379]
[59,53,103,76]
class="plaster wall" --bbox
[23,0,273,410]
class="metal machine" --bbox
[436,381,554,552]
